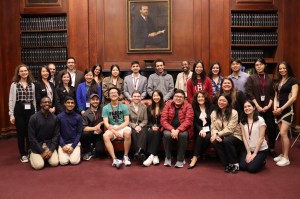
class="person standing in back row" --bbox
[147,59,174,102]
[58,57,84,90]
[9,64,37,163]
[229,58,249,93]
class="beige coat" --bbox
[210,109,242,140]
[127,103,148,128]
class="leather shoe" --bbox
[187,164,196,169]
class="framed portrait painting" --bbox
[127,0,172,53]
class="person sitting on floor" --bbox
[57,96,82,165]
[239,100,268,173]
[28,96,59,170]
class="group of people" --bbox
[8,57,298,173]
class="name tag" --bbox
[276,101,279,108]
[24,103,31,110]
[86,102,90,108]
[261,95,265,101]
[203,126,210,132]
[94,131,99,134]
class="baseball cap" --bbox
[90,93,100,99]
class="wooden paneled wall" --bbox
[1,0,300,131]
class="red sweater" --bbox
[186,77,213,103]
[160,100,194,139]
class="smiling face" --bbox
[67,58,76,71]
[94,66,101,76]
[173,92,185,107]
[18,66,29,80]
[231,61,241,73]
[131,63,140,73]
[64,99,75,112]
[41,97,52,112]
[211,64,220,75]
[182,61,190,72]
[109,88,119,101]
[62,73,71,85]
[155,61,165,74]
[197,92,205,105]
[278,64,288,77]
[90,96,100,108]
[152,91,161,104]
[244,101,255,116]
[195,63,203,75]
[132,92,141,104]
[221,79,233,92]
[218,96,228,110]
[48,64,56,77]
[41,67,49,80]
[111,66,120,77]
[85,71,94,83]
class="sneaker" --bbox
[230,164,239,174]
[123,156,131,166]
[164,157,172,167]
[276,157,290,167]
[112,158,122,169]
[153,156,160,165]
[143,154,154,167]
[273,154,283,162]
[20,155,29,163]
[175,160,186,168]
[82,152,92,161]
[224,164,233,173]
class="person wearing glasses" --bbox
[160,89,194,168]
[102,87,132,169]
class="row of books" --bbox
[21,32,67,47]
[231,13,278,26]
[21,48,67,62]
[231,32,277,45]
[28,64,66,78]
[231,50,264,62]
[20,16,67,31]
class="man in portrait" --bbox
[131,4,168,49]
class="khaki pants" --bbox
[58,143,81,165]
[30,144,59,170]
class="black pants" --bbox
[145,128,162,155]
[14,103,35,157]
[163,130,188,162]
[239,149,268,173]
[193,132,211,157]
[80,132,105,155]
[212,135,243,166]
[260,110,277,149]
[131,126,147,153]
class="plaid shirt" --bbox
[16,83,34,102]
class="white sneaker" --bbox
[112,158,122,169]
[20,155,29,163]
[153,156,160,165]
[123,156,131,166]
[143,154,154,167]
[276,157,290,167]
[273,154,283,162]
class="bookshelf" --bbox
[230,10,278,74]
[20,14,68,77]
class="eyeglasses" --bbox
[174,95,184,99]
[109,91,118,95]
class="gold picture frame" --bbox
[127,0,172,53]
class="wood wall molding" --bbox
[20,0,68,14]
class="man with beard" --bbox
[81,93,105,160]
[147,58,174,102]
[175,61,193,97]
[28,96,59,170]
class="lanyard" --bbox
[247,122,254,140]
